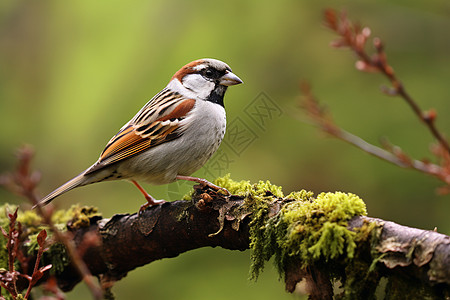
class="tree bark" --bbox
[21,187,450,297]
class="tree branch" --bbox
[300,9,450,195]
[300,81,450,191]
[324,9,450,154]
[0,146,103,299]
[11,186,448,298]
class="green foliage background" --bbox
[1,0,449,299]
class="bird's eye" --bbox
[204,69,214,77]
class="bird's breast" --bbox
[119,99,226,185]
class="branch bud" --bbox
[423,109,437,123]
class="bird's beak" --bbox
[219,70,243,86]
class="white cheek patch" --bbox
[183,74,205,90]
[181,74,215,100]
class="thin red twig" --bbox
[0,146,103,299]
[23,230,52,299]
[297,9,450,192]
[300,81,450,189]
[0,208,20,299]
[323,9,450,154]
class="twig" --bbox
[5,188,450,295]
[323,9,450,154]
[0,208,20,299]
[300,82,449,186]
[27,195,103,300]
[23,230,52,299]
[0,146,103,299]
[299,10,450,192]
[0,208,53,300]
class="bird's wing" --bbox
[85,89,195,174]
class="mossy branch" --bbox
[1,176,449,299]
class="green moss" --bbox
[209,176,368,281]
[214,174,284,198]
[282,192,366,260]
[64,205,101,229]
[0,204,25,272]
[247,188,367,280]
[45,242,70,275]
[340,258,379,300]
[0,204,100,277]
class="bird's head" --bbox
[169,58,243,105]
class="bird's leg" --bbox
[176,175,230,195]
[131,180,166,213]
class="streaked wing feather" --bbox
[86,93,195,174]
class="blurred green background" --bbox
[1,0,449,299]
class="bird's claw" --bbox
[138,199,166,215]
[197,180,230,196]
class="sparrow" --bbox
[34,58,243,212]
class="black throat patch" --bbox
[206,84,227,107]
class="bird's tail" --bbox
[33,172,87,209]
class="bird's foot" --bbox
[131,180,166,214]
[139,197,166,214]
[176,175,230,195]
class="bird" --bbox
[34,58,243,212]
